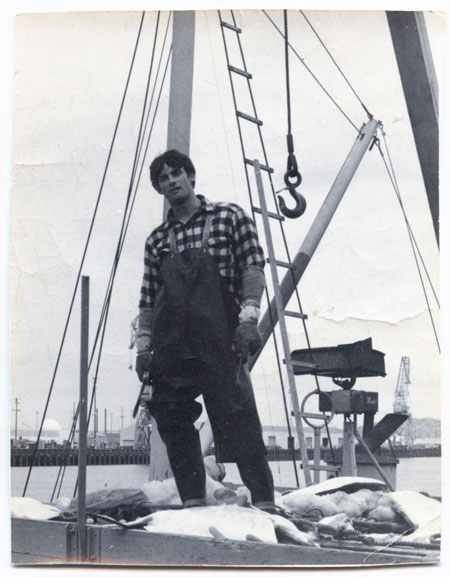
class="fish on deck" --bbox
[10,497,62,521]
[123,504,319,547]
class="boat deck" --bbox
[11,518,439,567]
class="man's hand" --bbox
[135,351,153,382]
[234,321,262,363]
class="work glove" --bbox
[234,321,262,363]
[135,351,153,382]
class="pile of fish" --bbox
[11,468,441,550]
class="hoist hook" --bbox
[277,156,306,219]
[278,187,307,219]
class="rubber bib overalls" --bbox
[148,212,273,504]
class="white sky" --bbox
[1,1,449,576]
[8,6,444,433]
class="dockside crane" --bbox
[393,357,415,446]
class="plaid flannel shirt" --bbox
[139,195,265,310]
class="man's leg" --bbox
[204,362,276,508]
[236,452,275,509]
[149,396,206,505]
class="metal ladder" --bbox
[219,10,316,484]
[253,159,313,485]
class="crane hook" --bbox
[278,169,306,218]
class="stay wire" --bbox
[219,9,300,486]
[376,136,440,353]
[299,10,373,119]
[22,11,147,498]
[85,10,165,379]
[230,10,337,469]
[225,9,336,478]
[262,10,360,134]
[72,42,172,500]
[85,12,168,376]
[379,128,440,308]
[51,13,171,500]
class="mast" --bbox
[149,11,196,482]
[386,11,439,246]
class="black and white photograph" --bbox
[5,1,446,569]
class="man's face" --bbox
[157,163,195,205]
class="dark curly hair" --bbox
[149,149,196,191]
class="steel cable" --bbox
[23,12,147,497]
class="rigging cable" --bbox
[220,9,339,482]
[73,40,173,500]
[235,7,337,474]
[235,10,340,466]
[231,9,337,465]
[219,9,300,486]
[378,128,440,308]
[50,18,173,501]
[299,10,373,120]
[262,10,360,133]
[23,11,147,497]
[375,131,440,353]
[279,10,306,219]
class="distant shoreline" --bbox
[10,445,441,467]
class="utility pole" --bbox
[120,406,124,430]
[13,398,20,445]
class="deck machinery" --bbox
[291,338,409,488]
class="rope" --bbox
[376,132,440,353]
[299,10,373,119]
[22,12,147,498]
[378,128,440,308]
[72,37,173,500]
[262,10,360,133]
[48,13,172,501]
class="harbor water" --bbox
[10,457,441,503]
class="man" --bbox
[136,149,275,510]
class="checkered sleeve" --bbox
[231,206,265,272]
[138,236,160,310]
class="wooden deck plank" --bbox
[11,519,77,563]
[10,519,439,567]
[89,525,438,567]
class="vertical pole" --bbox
[313,428,321,485]
[166,11,195,152]
[341,416,357,477]
[150,11,195,482]
[254,159,312,485]
[78,276,89,561]
[14,398,20,445]
[163,10,196,216]
[93,385,97,447]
